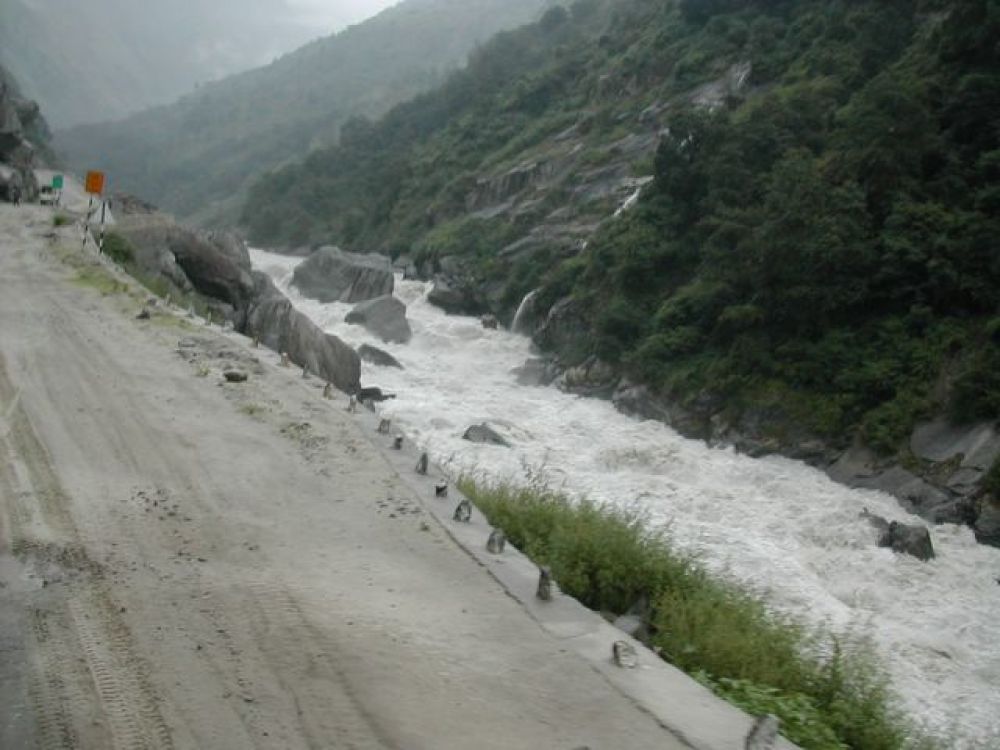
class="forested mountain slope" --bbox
[54,0,551,226]
[242,0,1000,533]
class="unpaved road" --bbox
[0,205,687,749]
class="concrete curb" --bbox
[350,404,800,750]
[146,290,800,750]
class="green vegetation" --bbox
[52,214,71,227]
[246,0,999,454]
[101,232,134,266]
[241,1,637,253]
[57,0,550,225]
[72,267,128,296]
[568,0,1000,452]
[462,477,929,750]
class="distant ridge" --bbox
[55,0,551,227]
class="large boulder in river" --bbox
[345,295,412,344]
[463,423,510,448]
[292,246,393,303]
[877,520,935,561]
[245,272,360,392]
[358,344,403,370]
[427,275,484,315]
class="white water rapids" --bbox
[252,248,1000,747]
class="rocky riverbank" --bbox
[515,295,1000,547]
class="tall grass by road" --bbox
[459,477,937,750]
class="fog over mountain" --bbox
[0,0,397,128]
[56,0,551,226]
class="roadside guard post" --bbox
[82,170,106,252]
[51,174,64,206]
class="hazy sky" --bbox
[287,0,400,32]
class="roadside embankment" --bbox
[0,203,795,749]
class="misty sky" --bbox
[287,0,400,32]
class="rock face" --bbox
[345,296,412,344]
[245,273,361,392]
[292,246,393,303]
[557,356,618,398]
[462,423,510,448]
[533,297,590,364]
[357,344,403,370]
[0,67,47,203]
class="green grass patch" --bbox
[73,267,128,296]
[100,232,134,265]
[52,214,72,227]
[460,477,931,750]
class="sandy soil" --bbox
[0,204,690,749]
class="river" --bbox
[251,248,1000,747]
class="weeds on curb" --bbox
[459,477,938,750]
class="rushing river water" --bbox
[252,248,1000,746]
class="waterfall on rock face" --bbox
[511,289,540,335]
[250,247,1000,748]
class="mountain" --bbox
[0,0,362,129]
[54,0,552,226]
[241,0,1000,538]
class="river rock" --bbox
[292,246,393,303]
[357,344,403,370]
[557,355,619,398]
[345,295,412,344]
[427,275,482,315]
[462,423,510,448]
[357,386,396,403]
[877,521,935,561]
[910,419,1000,495]
[512,357,560,387]
[974,501,1000,547]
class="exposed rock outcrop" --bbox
[0,66,47,203]
[345,296,412,344]
[533,297,590,364]
[114,202,256,322]
[114,202,360,393]
[292,246,393,303]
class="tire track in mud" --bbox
[0,352,175,750]
[70,593,174,750]
[244,582,394,750]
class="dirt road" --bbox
[0,205,692,749]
